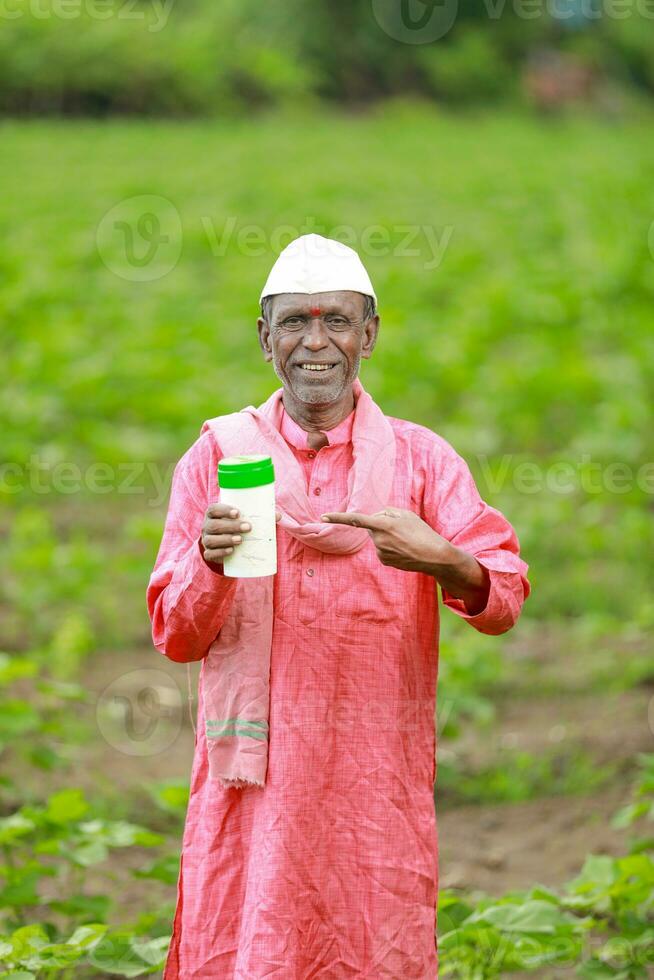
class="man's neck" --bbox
[282,387,355,438]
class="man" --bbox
[147,234,530,979]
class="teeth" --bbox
[300,364,334,371]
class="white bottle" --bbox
[217,455,277,578]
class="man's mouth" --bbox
[295,363,338,373]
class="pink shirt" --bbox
[147,399,530,978]
[279,402,355,492]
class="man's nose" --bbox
[303,318,329,350]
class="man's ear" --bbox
[360,315,379,360]
[257,317,273,362]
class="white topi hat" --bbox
[259,233,377,305]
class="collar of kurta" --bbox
[279,402,356,449]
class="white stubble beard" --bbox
[273,350,361,406]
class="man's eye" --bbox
[327,317,348,326]
[283,317,303,327]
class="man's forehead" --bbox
[269,291,364,315]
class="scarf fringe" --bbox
[218,776,266,789]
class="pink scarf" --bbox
[198,377,396,789]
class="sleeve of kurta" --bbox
[422,433,531,636]
[146,430,238,663]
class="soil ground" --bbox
[12,644,652,977]
[73,647,653,897]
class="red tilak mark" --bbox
[309,306,322,317]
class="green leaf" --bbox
[566,855,617,895]
[612,802,650,830]
[578,960,625,978]
[525,884,562,904]
[34,679,87,701]
[129,936,170,967]
[133,854,180,885]
[468,899,576,934]
[27,746,64,772]
[77,819,164,849]
[49,893,111,921]
[3,925,49,957]
[0,814,35,845]
[69,839,109,867]
[0,870,43,908]
[21,941,82,970]
[0,654,38,686]
[88,932,165,977]
[0,702,40,741]
[65,924,108,950]
[103,821,163,849]
[145,780,189,817]
[130,827,165,848]
[45,789,89,825]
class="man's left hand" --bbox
[320,507,490,614]
[321,507,450,572]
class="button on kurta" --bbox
[313,487,321,496]
[306,567,315,576]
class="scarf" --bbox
[197,377,396,790]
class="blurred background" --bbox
[1,0,653,976]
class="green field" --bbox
[1,108,654,976]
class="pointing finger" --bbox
[320,511,387,531]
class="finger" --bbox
[320,511,387,531]
[275,510,282,522]
[203,533,244,550]
[207,503,240,519]
[204,518,252,535]
[203,547,233,563]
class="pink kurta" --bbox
[147,399,530,979]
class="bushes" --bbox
[1,0,654,115]
[0,0,312,115]
[418,28,515,104]
[439,756,654,977]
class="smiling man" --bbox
[147,233,530,979]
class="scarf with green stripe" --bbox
[198,377,396,789]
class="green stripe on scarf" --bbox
[206,725,268,742]
[206,718,268,729]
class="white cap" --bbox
[259,233,376,305]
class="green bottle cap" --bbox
[218,454,275,489]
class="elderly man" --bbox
[147,234,530,979]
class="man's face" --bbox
[257,290,378,406]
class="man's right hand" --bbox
[201,503,282,566]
